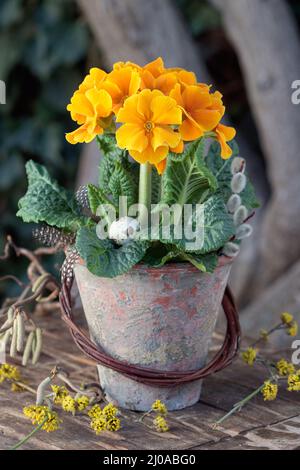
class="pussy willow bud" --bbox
[231,172,247,194]
[16,312,25,352]
[231,157,246,175]
[222,242,240,258]
[227,194,241,214]
[236,224,253,240]
[10,318,18,358]
[36,376,52,406]
[32,328,42,365]
[22,331,35,366]
[233,205,248,227]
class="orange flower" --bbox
[78,67,107,93]
[215,123,236,159]
[170,84,222,141]
[116,89,182,171]
[104,66,141,113]
[66,88,113,144]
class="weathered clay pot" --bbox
[74,258,232,411]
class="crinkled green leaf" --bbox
[109,161,138,209]
[17,160,86,230]
[76,226,149,278]
[154,195,235,254]
[181,252,218,273]
[87,184,116,215]
[161,138,217,206]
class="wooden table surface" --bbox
[1,312,300,451]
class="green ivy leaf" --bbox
[17,160,86,230]
[161,138,217,206]
[76,226,149,278]
[206,140,260,210]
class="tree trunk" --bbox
[211,0,300,290]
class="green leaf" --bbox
[17,160,86,230]
[161,138,217,206]
[109,161,138,209]
[206,140,260,210]
[76,226,149,278]
[97,135,128,194]
[87,184,116,215]
[161,195,235,254]
[181,252,218,273]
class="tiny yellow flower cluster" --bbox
[261,381,278,401]
[151,399,168,415]
[51,385,68,404]
[151,400,169,433]
[276,359,295,377]
[89,403,121,435]
[287,372,300,392]
[153,415,169,433]
[0,363,20,383]
[241,347,258,366]
[23,405,61,432]
[61,394,90,414]
[281,312,298,337]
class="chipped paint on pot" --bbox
[74,258,232,411]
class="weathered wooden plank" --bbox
[194,415,300,450]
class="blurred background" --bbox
[0,0,300,337]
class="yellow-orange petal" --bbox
[68,92,94,118]
[215,124,236,159]
[130,144,168,165]
[79,68,107,92]
[151,95,182,125]
[192,108,222,132]
[180,117,204,141]
[154,72,178,95]
[176,70,197,86]
[137,89,160,120]
[85,88,113,117]
[217,123,236,141]
[116,94,143,124]
[154,158,167,174]
[169,83,184,107]
[66,124,100,144]
[116,123,148,152]
[182,85,211,111]
[170,139,184,154]
[143,57,165,77]
[151,125,181,151]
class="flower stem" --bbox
[9,417,48,450]
[138,162,152,227]
[213,383,265,427]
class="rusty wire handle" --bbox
[60,277,241,387]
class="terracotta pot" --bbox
[74,258,232,411]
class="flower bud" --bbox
[231,157,246,175]
[231,172,246,194]
[227,194,241,214]
[236,224,253,240]
[233,205,248,227]
[222,242,240,258]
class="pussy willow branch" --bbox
[0,235,62,318]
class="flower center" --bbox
[144,121,153,132]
